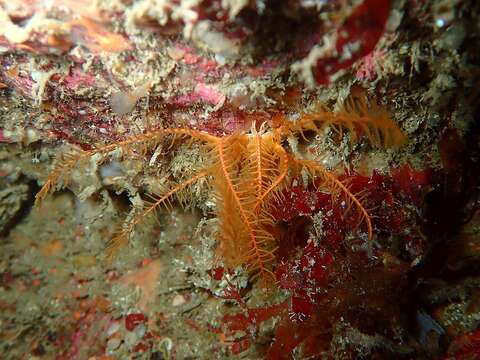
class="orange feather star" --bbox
[36,91,406,282]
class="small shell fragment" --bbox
[110,91,138,115]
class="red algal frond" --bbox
[292,158,373,242]
[313,0,391,84]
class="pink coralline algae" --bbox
[172,82,225,107]
[355,49,386,81]
[62,68,97,90]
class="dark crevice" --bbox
[0,179,39,238]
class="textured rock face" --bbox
[1,1,480,359]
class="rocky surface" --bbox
[0,1,479,359]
